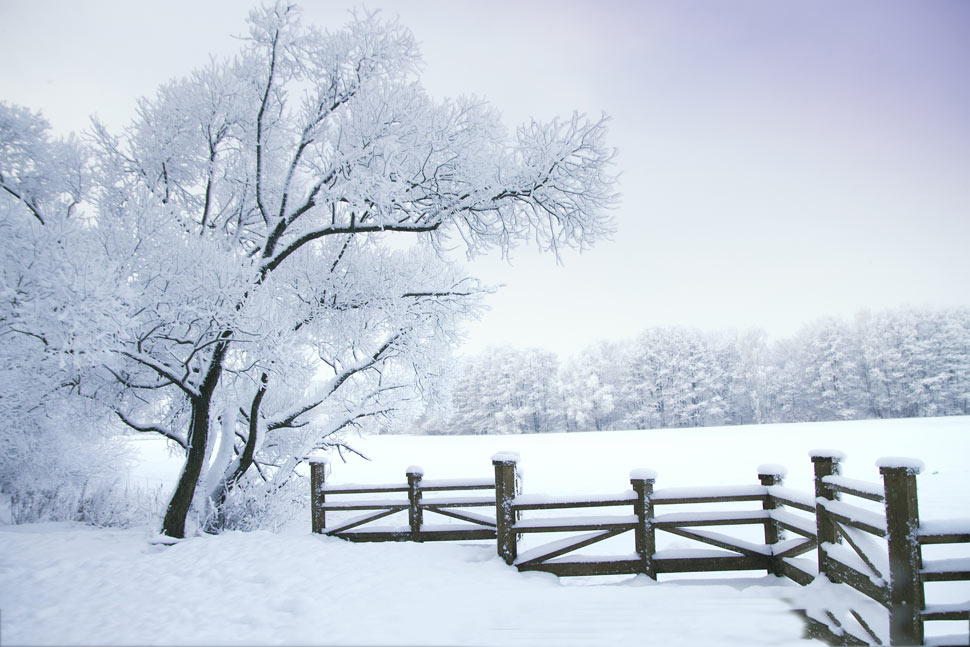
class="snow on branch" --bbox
[118,351,200,398]
[265,332,403,431]
[114,410,187,450]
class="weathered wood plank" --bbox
[771,509,818,539]
[654,554,769,574]
[826,556,890,607]
[832,520,886,581]
[320,501,408,511]
[422,506,496,528]
[415,528,497,542]
[321,484,410,494]
[760,470,783,577]
[919,532,970,545]
[631,472,655,578]
[918,518,970,542]
[652,484,766,503]
[514,518,638,533]
[813,452,842,582]
[407,468,423,540]
[767,485,817,513]
[660,526,770,558]
[418,484,495,492]
[324,508,401,535]
[880,462,923,646]
[922,602,970,621]
[653,510,768,528]
[826,484,885,503]
[418,476,495,489]
[335,530,412,543]
[774,537,817,560]
[494,454,519,565]
[310,459,326,534]
[418,496,496,507]
[516,527,630,569]
[823,501,886,543]
[779,558,816,586]
[822,474,885,503]
[511,495,635,511]
[335,528,497,543]
[518,559,641,577]
[920,569,970,582]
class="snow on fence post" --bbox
[630,469,657,579]
[310,458,327,534]
[493,452,520,565]
[758,464,787,577]
[811,450,844,579]
[879,458,924,647]
[406,466,424,541]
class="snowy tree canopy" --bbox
[0,4,617,537]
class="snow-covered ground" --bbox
[2,417,967,646]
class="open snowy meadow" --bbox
[2,416,967,646]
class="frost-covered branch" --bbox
[259,221,440,279]
[266,332,403,431]
[114,410,187,450]
[118,351,199,398]
[0,180,45,225]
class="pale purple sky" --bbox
[2,1,968,356]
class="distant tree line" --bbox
[414,307,970,434]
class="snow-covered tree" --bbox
[417,308,970,437]
[617,327,724,430]
[0,103,129,507]
[712,329,773,426]
[560,341,621,431]
[446,346,565,434]
[1,5,616,537]
[855,308,970,419]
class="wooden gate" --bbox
[310,463,497,542]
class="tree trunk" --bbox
[161,338,230,538]
[210,375,267,513]
[161,393,212,538]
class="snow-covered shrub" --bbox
[203,478,308,533]
[8,480,165,528]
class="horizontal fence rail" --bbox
[917,518,970,647]
[310,461,497,543]
[311,450,968,647]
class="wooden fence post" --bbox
[493,452,520,565]
[758,464,787,577]
[630,469,657,579]
[310,458,327,534]
[811,450,844,579]
[407,466,424,541]
[879,459,923,647]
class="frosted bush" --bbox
[203,478,308,533]
[8,480,165,528]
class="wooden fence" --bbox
[310,463,497,542]
[311,451,969,647]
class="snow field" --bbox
[0,522,814,646]
[2,416,967,645]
